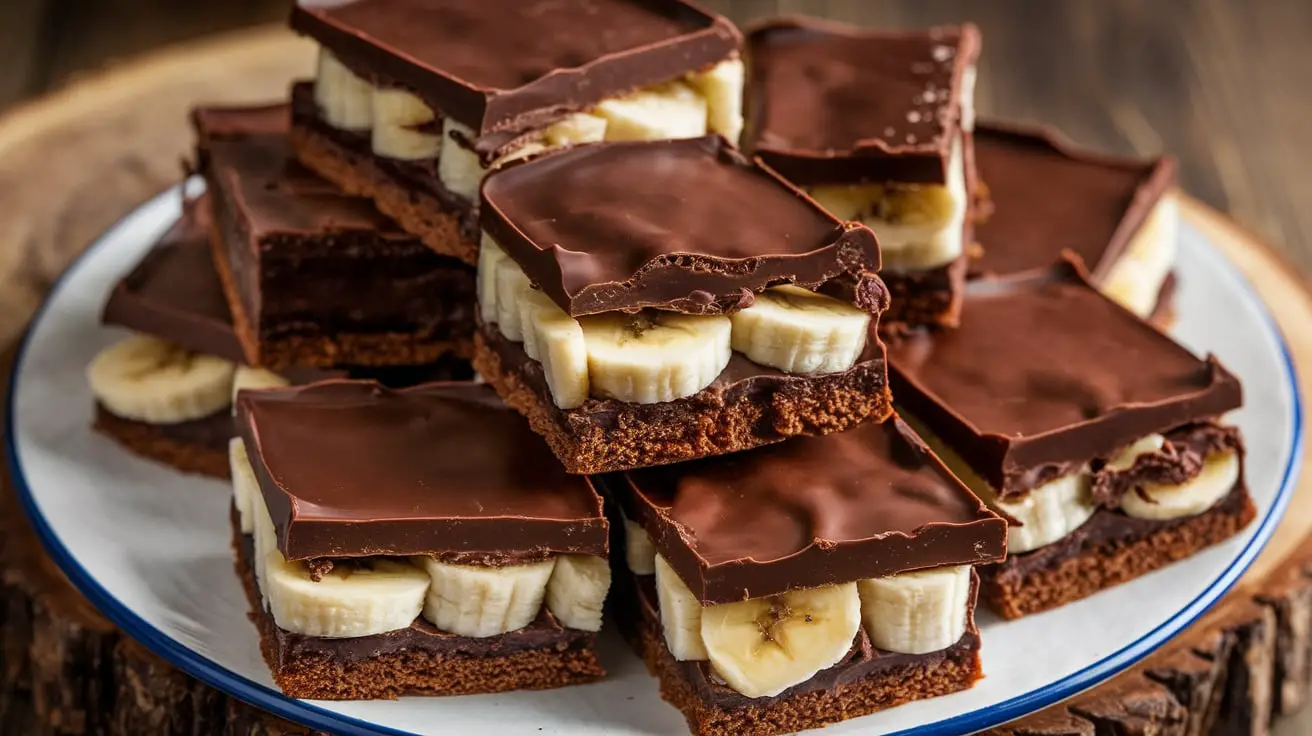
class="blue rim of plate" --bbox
[6,186,1304,736]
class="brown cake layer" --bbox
[981,482,1257,620]
[230,512,604,700]
[93,404,231,479]
[474,320,892,475]
[881,254,969,331]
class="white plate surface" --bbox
[7,188,1303,736]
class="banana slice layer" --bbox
[88,334,236,424]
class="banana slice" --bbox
[265,552,429,638]
[526,298,589,409]
[959,64,978,133]
[807,184,884,222]
[596,80,708,142]
[545,555,611,632]
[477,232,507,323]
[419,557,556,637]
[231,365,289,408]
[519,289,562,361]
[494,257,534,342]
[314,48,373,132]
[580,311,730,404]
[857,565,971,655]
[701,583,861,699]
[88,335,236,424]
[248,463,278,604]
[371,87,440,160]
[995,473,1097,554]
[729,285,871,374]
[686,57,745,145]
[1102,194,1180,318]
[544,113,608,147]
[654,555,708,660]
[624,517,657,575]
[1106,434,1166,472]
[437,119,487,200]
[1121,451,1240,521]
[229,438,256,535]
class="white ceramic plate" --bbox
[8,188,1302,736]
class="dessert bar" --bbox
[474,136,891,474]
[194,103,477,369]
[606,418,1007,736]
[886,259,1253,619]
[288,0,744,265]
[89,201,468,479]
[972,121,1179,322]
[231,381,610,699]
[745,17,980,329]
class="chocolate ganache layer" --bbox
[481,136,884,317]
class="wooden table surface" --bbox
[2,0,1310,272]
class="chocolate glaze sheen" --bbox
[971,121,1175,278]
[887,260,1242,495]
[614,417,1006,604]
[481,136,883,316]
[101,201,246,363]
[237,381,607,560]
[291,0,740,136]
[745,17,980,185]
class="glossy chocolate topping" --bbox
[481,136,884,316]
[291,0,740,137]
[613,417,1006,604]
[237,381,607,560]
[745,17,980,185]
[886,260,1242,496]
[971,121,1176,279]
[101,201,246,363]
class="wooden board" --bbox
[0,24,1310,736]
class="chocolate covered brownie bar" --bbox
[88,199,470,479]
[745,17,980,329]
[474,136,891,474]
[287,0,744,265]
[193,103,476,369]
[886,259,1253,619]
[972,121,1179,322]
[231,381,610,699]
[606,418,1007,736]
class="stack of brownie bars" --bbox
[82,2,1254,734]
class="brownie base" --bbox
[93,404,230,479]
[473,321,893,475]
[289,120,478,268]
[981,482,1256,620]
[229,511,605,700]
[880,253,969,331]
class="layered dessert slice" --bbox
[886,259,1253,619]
[231,381,611,699]
[194,103,477,369]
[972,121,1178,324]
[287,0,744,265]
[475,136,890,474]
[89,197,468,479]
[607,418,1007,735]
[745,17,980,329]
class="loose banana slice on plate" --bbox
[265,553,430,638]
[314,48,373,132]
[419,557,556,637]
[596,80,708,142]
[701,582,861,698]
[545,555,611,632]
[437,119,486,200]
[730,285,871,374]
[654,555,708,661]
[87,334,236,424]
[686,57,745,145]
[580,311,731,404]
[1121,451,1240,521]
[858,565,971,654]
[371,87,440,160]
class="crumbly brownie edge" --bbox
[93,407,229,479]
[288,124,478,267]
[634,616,981,736]
[472,329,893,475]
[879,254,968,331]
[228,510,605,700]
[981,485,1257,620]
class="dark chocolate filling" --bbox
[238,534,594,665]
[1091,422,1242,508]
